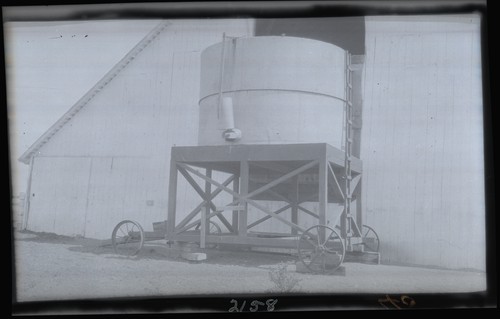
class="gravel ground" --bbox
[13,231,486,302]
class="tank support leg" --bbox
[291,176,299,236]
[238,160,249,237]
[166,160,178,242]
[232,175,239,235]
[318,156,328,243]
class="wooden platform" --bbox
[167,143,365,252]
[171,143,362,174]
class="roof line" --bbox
[18,20,171,164]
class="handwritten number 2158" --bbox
[229,299,277,312]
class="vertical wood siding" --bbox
[27,20,254,239]
[361,17,485,270]
[28,157,91,236]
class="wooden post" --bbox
[355,179,363,232]
[200,203,207,249]
[166,159,178,241]
[232,174,239,235]
[239,160,249,237]
[202,168,212,248]
[291,176,299,236]
[340,208,348,240]
[318,156,328,243]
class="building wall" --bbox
[25,19,254,239]
[361,16,485,270]
[23,16,486,271]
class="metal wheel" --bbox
[195,220,222,248]
[361,225,380,253]
[111,220,145,256]
[194,220,222,234]
[297,225,345,274]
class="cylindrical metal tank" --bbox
[198,36,347,148]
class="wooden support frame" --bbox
[354,178,363,233]
[247,203,293,230]
[239,160,249,236]
[291,176,299,236]
[245,160,318,200]
[200,203,208,249]
[249,178,291,203]
[232,175,239,234]
[176,160,318,233]
[327,162,345,200]
[350,174,362,195]
[178,166,218,212]
[166,160,178,241]
[200,169,212,248]
[318,156,328,243]
[166,143,364,248]
[297,205,319,219]
[175,174,235,231]
[214,209,234,232]
[179,163,308,234]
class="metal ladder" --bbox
[344,52,355,247]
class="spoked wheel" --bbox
[361,225,380,253]
[195,220,222,248]
[111,220,145,256]
[298,225,345,274]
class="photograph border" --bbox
[5,0,495,315]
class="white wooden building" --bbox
[18,19,254,239]
[17,16,485,271]
[361,16,484,270]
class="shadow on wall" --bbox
[254,17,365,54]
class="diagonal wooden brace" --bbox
[327,162,345,200]
[178,166,218,212]
[246,160,319,200]
[297,205,319,219]
[175,174,235,232]
[350,174,362,196]
[247,204,293,229]
[179,163,307,234]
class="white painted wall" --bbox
[25,19,255,239]
[5,20,162,196]
[361,15,485,270]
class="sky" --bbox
[5,20,162,196]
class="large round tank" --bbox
[198,36,347,148]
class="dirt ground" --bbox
[13,231,486,302]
